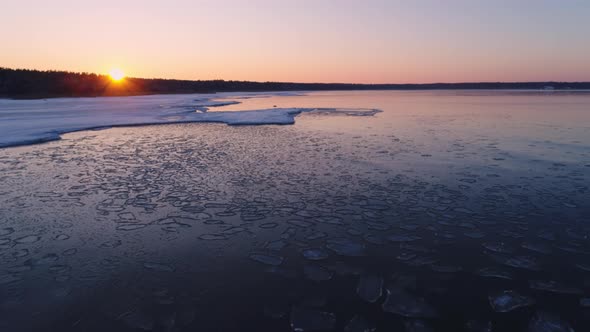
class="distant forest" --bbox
[1,67,589,99]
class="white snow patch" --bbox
[0,92,380,148]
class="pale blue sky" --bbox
[1,0,589,82]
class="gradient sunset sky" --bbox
[1,0,589,83]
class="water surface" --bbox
[0,91,589,331]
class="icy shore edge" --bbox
[0,92,381,148]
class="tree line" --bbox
[1,67,588,99]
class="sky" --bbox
[1,0,589,83]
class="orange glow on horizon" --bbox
[109,68,125,82]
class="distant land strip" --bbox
[1,67,589,99]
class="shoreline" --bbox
[2,88,590,101]
[3,87,590,100]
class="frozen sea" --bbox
[0,90,589,331]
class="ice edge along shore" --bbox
[0,92,381,148]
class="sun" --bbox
[108,68,125,81]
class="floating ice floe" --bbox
[325,238,365,256]
[265,239,288,251]
[0,227,15,236]
[12,249,29,258]
[476,267,514,280]
[521,241,552,254]
[259,222,278,229]
[199,234,227,240]
[363,234,385,245]
[529,280,583,295]
[482,242,514,254]
[315,215,345,225]
[116,224,148,231]
[29,253,59,265]
[527,311,574,332]
[405,256,438,267]
[54,234,70,241]
[397,252,417,261]
[249,253,284,266]
[555,244,590,255]
[62,248,77,256]
[347,228,363,236]
[302,248,330,261]
[15,235,41,244]
[488,290,535,312]
[490,254,541,271]
[366,221,390,231]
[306,232,327,241]
[356,275,383,303]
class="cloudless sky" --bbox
[1,0,589,83]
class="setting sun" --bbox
[108,68,125,81]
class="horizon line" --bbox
[2,67,590,86]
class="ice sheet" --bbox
[0,92,380,148]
